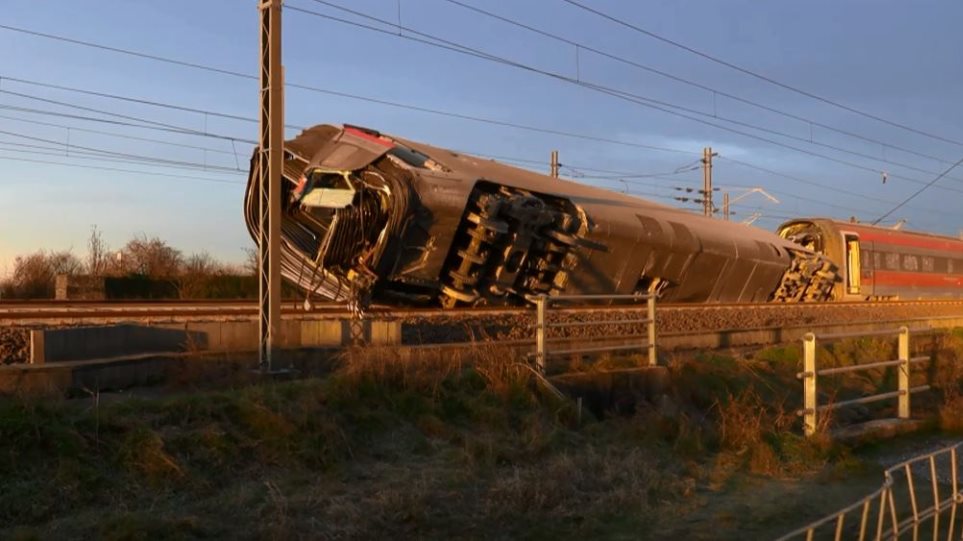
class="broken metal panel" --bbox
[243,124,840,308]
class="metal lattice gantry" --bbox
[257,0,283,371]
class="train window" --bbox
[844,234,860,294]
[922,256,935,272]
[873,252,881,270]
[885,253,900,270]
[950,259,956,274]
[903,255,919,272]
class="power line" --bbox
[0,77,693,157]
[0,153,245,186]
[872,155,963,225]
[5,18,957,218]
[0,103,253,144]
[441,0,952,166]
[1,75,306,132]
[0,139,244,177]
[0,89,242,144]
[0,24,252,80]
[290,2,963,195]
[716,156,897,205]
[0,112,237,156]
[0,128,242,173]
[0,25,693,156]
[559,0,963,149]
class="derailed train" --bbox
[778,219,963,300]
[243,124,841,308]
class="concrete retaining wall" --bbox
[29,319,402,364]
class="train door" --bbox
[843,232,861,295]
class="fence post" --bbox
[535,295,547,374]
[647,294,657,367]
[803,332,817,437]
[898,325,910,419]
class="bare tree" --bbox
[86,225,109,276]
[177,252,223,299]
[243,247,259,277]
[116,235,183,278]
[10,250,82,298]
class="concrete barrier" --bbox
[30,324,204,364]
[28,319,403,364]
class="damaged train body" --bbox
[243,124,838,308]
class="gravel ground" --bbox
[3,302,963,364]
[398,302,963,345]
[0,328,27,365]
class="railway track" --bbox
[4,298,963,366]
[2,298,963,323]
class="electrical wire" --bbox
[0,128,242,173]
[290,2,963,195]
[441,0,952,166]
[559,0,963,149]
[0,153,244,186]
[3,18,959,220]
[872,155,963,225]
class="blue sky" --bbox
[2,0,962,276]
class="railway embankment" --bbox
[2,331,963,539]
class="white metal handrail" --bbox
[532,293,656,373]
[796,326,931,437]
[777,443,963,541]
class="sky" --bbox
[2,0,963,277]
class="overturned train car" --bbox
[778,218,963,300]
[243,124,838,307]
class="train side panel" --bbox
[778,219,963,300]
[245,124,839,308]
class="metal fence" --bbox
[777,442,963,540]
[532,293,656,373]
[797,326,930,437]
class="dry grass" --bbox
[7,331,963,540]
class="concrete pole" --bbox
[702,147,713,217]
[723,192,730,221]
[550,150,559,179]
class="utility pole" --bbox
[550,150,559,178]
[257,0,283,372]
[702,147,713,217]
[723,192,730,221]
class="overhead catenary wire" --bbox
[440,0,952,166]
[0,128,243,173]
[8,77,956,221]
[2,18,958,225]
[288,2,963,195]
[0,112,238,156]
[872,155,963,225]
[0,74,694,156]
[0,88,257,145]
[0,153,245,186]
[0,139,246,177]
[5,17,952,196]
[559,0,963,149]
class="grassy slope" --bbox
[3,334,963,540]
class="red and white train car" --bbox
[778,218,963,300]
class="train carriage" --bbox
[777,218,963,300]
[244,124,839,308]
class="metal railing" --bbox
[797,326,930,437]
[777,442,963,540]
[532,293,656,373]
